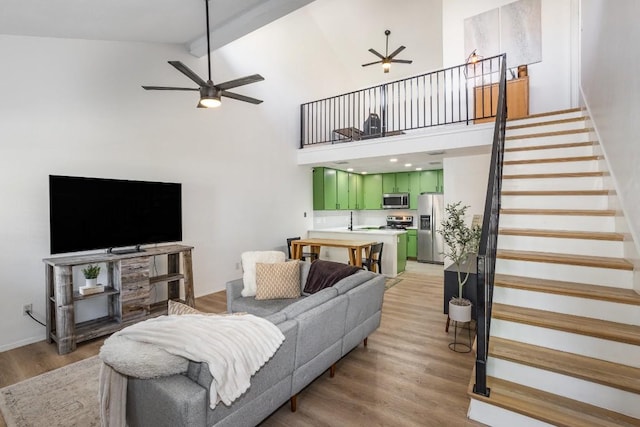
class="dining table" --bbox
[290,238,376,267]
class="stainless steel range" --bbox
[378,215,413,230]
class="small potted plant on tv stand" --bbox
[439,202,481,325]
[80,264,104,295]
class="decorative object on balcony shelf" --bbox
[142,0,264,108]
[80,264,104,295]
[362,30,413,73]
[438,202,481,352]
[517,64,528,78]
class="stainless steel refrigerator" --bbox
[417,193,444,263]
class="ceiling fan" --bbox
[142,0,264,108]
[362,30,413,73]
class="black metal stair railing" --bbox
[300,55,505,147]
[474,53,508,397]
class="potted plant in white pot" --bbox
[438,201,482,323]
[80,264,104,295]
[82,264,100,287]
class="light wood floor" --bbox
[0,262,484,427]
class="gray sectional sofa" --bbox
[126,261,385,427]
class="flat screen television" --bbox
[49,175,182,254]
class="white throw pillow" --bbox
[241,251,286,297]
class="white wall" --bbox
[442,153,491,268]
[580,0,640,279]
[442,0,578,114]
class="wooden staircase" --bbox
[467,108,640,426]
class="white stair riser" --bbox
[502,159,604,175]
[493,286,640,325]
[497,234,624,258]
[506,132,592,148]
[504,145,595,161]
[508,111,586,126]
[506,121,589,137]
[501,195,610,210]
[487,358,640,418]
[491,319,640,368]
[501,176,606,191]
[495,258,634,289]
[468,399,555,427]
[499,214,617,232]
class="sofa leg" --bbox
[290,395,297,412]
[329,363,336,378]
[363,337,368,347]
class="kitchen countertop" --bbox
[310,226,408,236]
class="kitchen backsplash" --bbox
[313,210,417,229]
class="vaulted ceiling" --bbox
[0,0,314,57]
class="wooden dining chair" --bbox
[362,242,383,273]
[286,237,319,261]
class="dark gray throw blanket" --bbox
[304,260,361,294]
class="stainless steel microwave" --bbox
[382,193,409,209]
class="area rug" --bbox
[0,356,101,427]
[384,276,403,290]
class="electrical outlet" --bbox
[23,303,32,316]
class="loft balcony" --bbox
[299,55,516,149]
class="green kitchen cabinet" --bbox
[363,174,383,210]
[407,229,417,258]
[408,171,421,208]
[437,169,444,192]
[348,173,364,210]
[313,167,349,210]
[419,170,439,193]
[335,170,349,209]
[383,172,410,193]
[397,232,407,273]
[382,173,396,194]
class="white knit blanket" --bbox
[98,314,285,427]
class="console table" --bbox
[474,76,529,123]
[43,244,194,354]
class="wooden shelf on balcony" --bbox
[474,76,529,123]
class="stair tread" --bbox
[506,116,588,131]
[492,303,640,345]
[505,128,593,140]
[489,336,640,394]
[507,107,584,122]
[497,249,633,270]
[504,155,603,165]
[471,375,640,427]
[502,189,613,196]
[499,228,625,241]
[505,141,597,152]
[503,171,607,179]
[500,208,617,216]
[494,273,640,306]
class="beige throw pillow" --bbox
[241,251,287,297]
[255,260,301,300]
[168,299,203,315]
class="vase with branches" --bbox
[438,202,482,310]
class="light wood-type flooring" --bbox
[0,261,483,426]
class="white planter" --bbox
[85,278,98,288]
[449,300,472,322]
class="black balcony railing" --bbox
[300,55,505,148]
[473,53,507,397]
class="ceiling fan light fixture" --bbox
[199,96,221,108]
[382,60,391,72]
[198,86,221,108]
